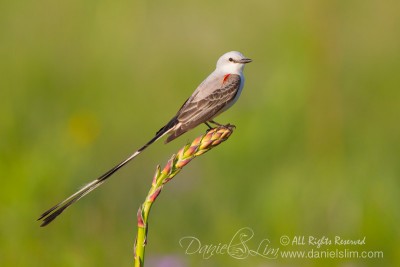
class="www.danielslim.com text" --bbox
[280,249,383,259]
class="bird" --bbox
[38,51,252,226]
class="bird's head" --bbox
[216,51,252,74]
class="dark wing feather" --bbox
[166,74,241,143]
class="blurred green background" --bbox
[1,0,399,266]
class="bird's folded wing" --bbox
[177,74,241,130]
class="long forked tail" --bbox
[38,119,177,227]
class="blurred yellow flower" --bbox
[67,112,100,146]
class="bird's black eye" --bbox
[229,57,234,62]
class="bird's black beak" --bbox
[238,58,252,64]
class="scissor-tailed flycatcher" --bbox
[38,51,252,226]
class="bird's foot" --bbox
[209,120,223,126]
[205,121,236,132]
[222,123,236,131]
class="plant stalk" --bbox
[133,125,235,266]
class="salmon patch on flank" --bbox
[222,74,231,84]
